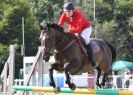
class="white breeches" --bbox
[81,26,92,45]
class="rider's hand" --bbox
[74,33,79,36]
[64,30,70,33]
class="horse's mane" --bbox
[49,23,75,38]
[50,23,64,33]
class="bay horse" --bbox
[39,23,116,92]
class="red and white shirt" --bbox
[58,10,91,34]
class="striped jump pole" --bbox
[13,86,133,95]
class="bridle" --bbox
[42,29,56,56]
[41,27,76,58]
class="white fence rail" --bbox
[13,74,133,89]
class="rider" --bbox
[58,2,97,68]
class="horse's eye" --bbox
[44,28,47,31]
[43,27,48,31]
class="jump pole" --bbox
[13,86,96,94]
[13,86,133,95]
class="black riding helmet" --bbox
[63,2,74,11]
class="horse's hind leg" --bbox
[96,67,102,88]
[101,73,108,87]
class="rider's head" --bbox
[63,2,74,17]
[63,2,74,11]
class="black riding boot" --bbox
[86,44,97,68]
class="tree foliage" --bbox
[0,0,39,78]
[95,0,133,61]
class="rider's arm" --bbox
[68,19,82,33]
[68,12,83,33]
[58,12,66,27]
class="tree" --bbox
[0,44,8,74]
[95,0,133,61]
[30,0,64,22]
[0,0,40,78]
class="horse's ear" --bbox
[46,23,51,28]
[39,23,44,30]
[40,21,48,30]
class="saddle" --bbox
[76,36,100,56]
[74,36,88,56]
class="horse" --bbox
[39,23,116,92]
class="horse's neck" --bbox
[57,32,74,41]
[65,33,76,40]
[55,33,75,51]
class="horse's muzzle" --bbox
[43,51,51,62]
[43,55,50,62]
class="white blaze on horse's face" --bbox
[40,31,46,40]
[43,30,54,53]
[40,31,47,47]
[42,32,46,41]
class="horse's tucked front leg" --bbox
[64,67,76,90]
[64,67,71,85]
[49,63,61,93]
[64,59,81,90]
[49,64,56,87]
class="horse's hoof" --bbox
[100,84,106,89]
[54,87,61,94]
[13,90,16,94]
[69,83,76,90]
[65,80,70,84]
[49,82,53,86]
[49,81,55,87]
[96,84,101,88]
[101,82,105,87]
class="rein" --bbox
[54,34,87,56]
[55,35,76,52]
[62,40,75,51]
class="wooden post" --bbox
[21,47,44,95]
[8,45,15,95]
[37,52,44,95]
[0,45,15,95]
[3,61,8,95]
[37,52,44,87]
[1,58,9,94]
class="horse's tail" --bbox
[105,41,116,62]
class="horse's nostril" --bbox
[43,55,50,62]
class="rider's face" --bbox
[64,10,73,17]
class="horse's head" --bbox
[39,22,64,62]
